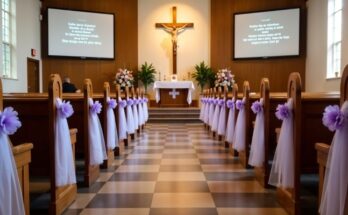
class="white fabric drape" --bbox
[0,133,25,215]
[106,97,118,150]
[269,99,294,188]
[212,100,221,132]
[319,101,348,215]
[203,98,210,124]
[88,98,107,165]
[55,98,76,186]
[143,97,149,122]
[225,98,236,144]
[126,100,135,134]
[248,99,265,167]
[199,97,205,121]
[233,98,247,152]
[118,99,128,140]
[138,100,144,126]
[217,99,226,136]
[132,100,139,130]
[208,99,216,127]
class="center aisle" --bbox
[64,123,287,215]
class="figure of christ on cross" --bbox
[155,6,194,75]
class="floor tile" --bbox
[160,165,202,172]
[109,172,158,181]
[201,164,244,172]
[158,172,206,181]
[80,208,150,215]
[96,173,114,182]
[151,193,215,208]
[162,153,197,159]
[127,154,162,159]
[205,172,255,181]
[212,193,279,207]
[161,158,200,165]
[150,208,218,215]
[68,194,96,209]
[116,165,160,172]
[87,194,153,208]
[163,149,196,154]
[99,182,156,193]
[123,159,162,165]
[208,181,265,193]
[216,208,287,215]
[199,158,239,165]
[155,181,210,192]
[77,182,106,193]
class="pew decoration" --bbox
[143,97,149,123]
[132,98,139,129]
[269,99,294,188]
[322,104,346,132]
[106,97,118,150]
[225,98,236,143]
[217,98,227,136]
[126,98,136,134]
[203,98,210,124]
[138,98,145,127]
[118,99,128,140]
[208,98,216,127]
[248,99,265,167]
[233,98,247,152]
[199,97,206,121]
[212,98,221,132]
[55,98,77,186]
[88,98,107,165]
[0,107,25,215]
[319,102,348,215]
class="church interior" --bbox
[0,0,347,215]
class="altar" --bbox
[153,81,195,107]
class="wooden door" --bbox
[27,58,39,92]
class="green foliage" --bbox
[192,61,213,92]
[138,62,156,93]
[207,69,216,88]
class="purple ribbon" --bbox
[213,98,219,105]
[0,107,22,135]
[90,101,102,114]
[275,102,291,120]
[322,105,346,131]
[251,100,263,114]
[107,98,117,109]
[226,99,235,109]
[57,99,74,118]
[144,98,149,103]
[119,99,127,108]
[236,99,245,110]
[127,98,134,106]
[218,99,225,106]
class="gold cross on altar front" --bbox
[155,6,194,75]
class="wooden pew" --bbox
[131,86,140,134]
[115,84,129,147]
[315,65,348,212]
[125,86,135,140]
[220,85,229,148]
[253,78,270,188]
[0,78,33,215]
[228,83,239,156]
[4,74,77,214]
[101,82,115,169]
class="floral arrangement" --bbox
[251,100,263,114]
[215,68,234,88]
[275,102,291,120]
[322,105,346,131]
[90,101,102,114]
[56,98,74,118]
[115,68,134,88]
[0,107,21,135]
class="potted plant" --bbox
[192,61,213,93]
[138,62,156,93]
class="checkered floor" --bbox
[63,123,287,215]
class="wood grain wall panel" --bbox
[41,0,138,92]
[211,0,307,92]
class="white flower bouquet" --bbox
[115,68,134,88]
[215,68,235,88]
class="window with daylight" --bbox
[2,0,15,79]
[327,0,343,78]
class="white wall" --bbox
[306,0,347,92]
[138,0,210,99]
[1,0,41,93]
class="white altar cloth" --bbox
[153,81,195,104]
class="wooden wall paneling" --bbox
[41,0,138,93]
[211,0,306,92]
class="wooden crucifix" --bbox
[155,6,194,75]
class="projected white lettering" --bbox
[242,19,290,45]
[61,22,102,45]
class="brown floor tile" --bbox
[155,181,210,193]
[162,153,197,159]
[87,194,153,208]
[80,208,150,215]
[208,181,265,193]
[109,172,158,181]
[158,172,206,181]
[99,182,156,193]
[216,208,288,215]
[204,172,255,181]
[123,159,162,165]
[160,165,202,172]
[199,158,239,165]
[151,193,215,208]
[150,208,218,215]
[212,193,280,207]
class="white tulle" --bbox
[248,99,265,167]
[132,103,139,130]
[106,100,118,150]
[143,97,149,122]
[126,104,135,134]
[55,98,76,186]
[217,101,226,136]
[233,98,246,152]
[0,133,25,215]
[199,98,205,121]
[138,101,144,126]
[225,99,236,144]
[319,101,348,215]
[208,101,215,126]
[203,99,210,124]
[269,98,294,188]
[118,99,127,140]
[88,98,107,165]
[211,103,221,132]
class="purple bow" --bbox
[107,98,117,109]
[251,100,263,114]
[57,99,74,118]
[322,105,346,131]
[275,103,291,120]
[213,98,219,105]
[218,99,225,106]
[119,100,127,108]
[0,107,22,135]
[236,99,245,110]
[90,101,102,114]
[127,98,134,106]
[226,99,235,109]
[144,98,149,103]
